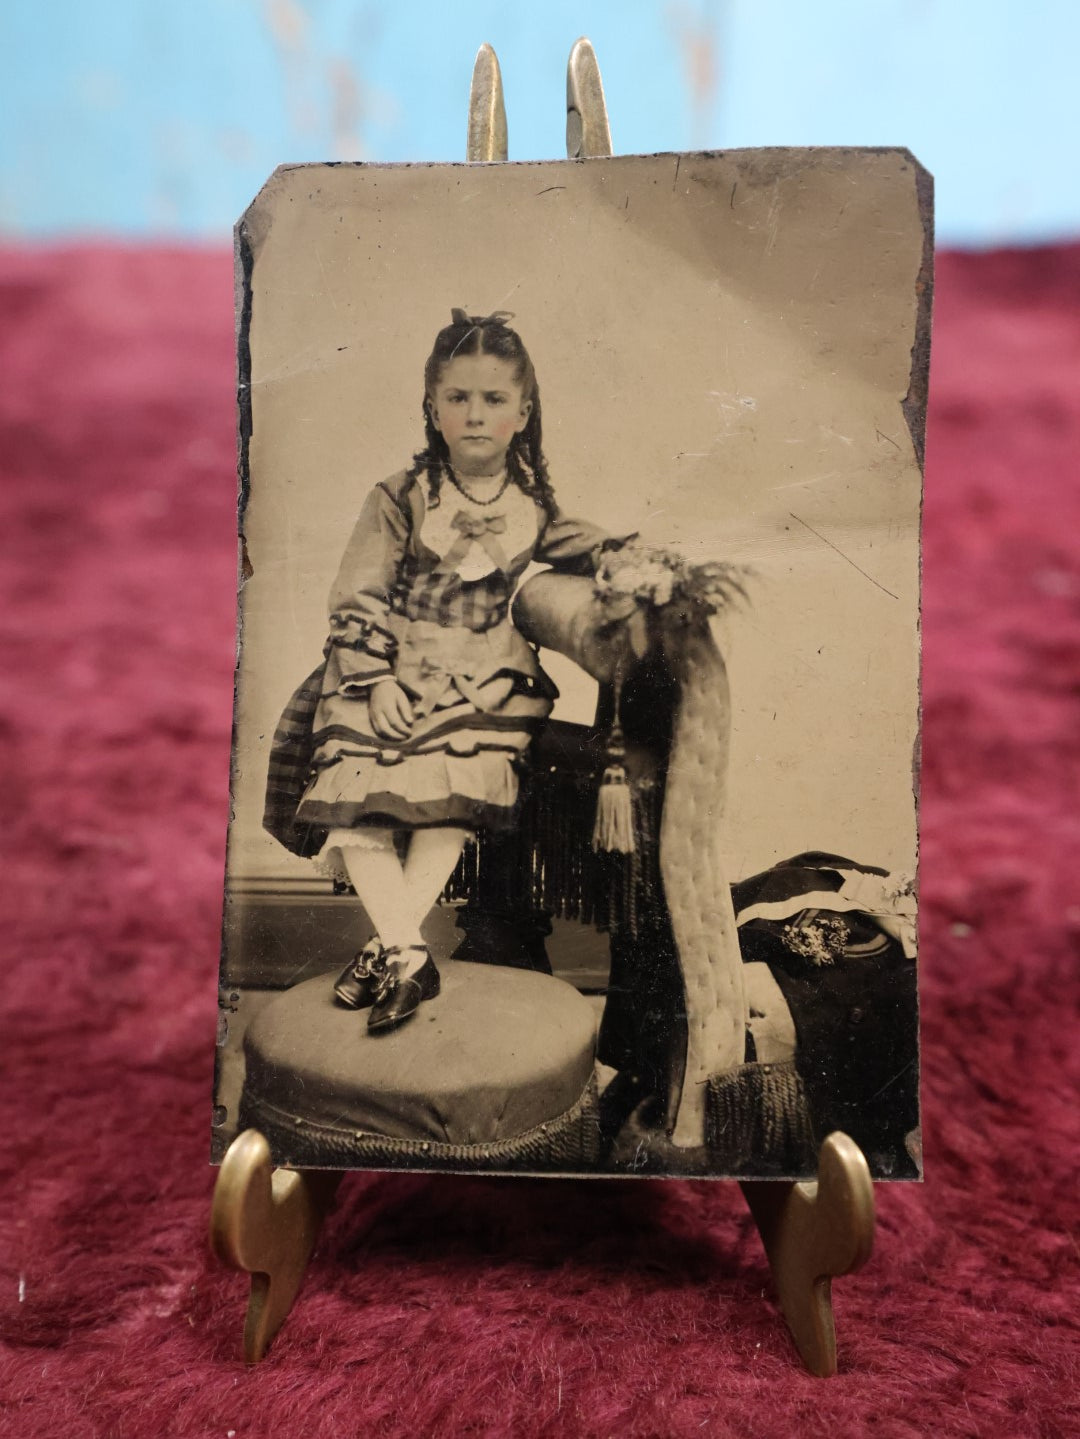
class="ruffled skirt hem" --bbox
[297,744,523,842]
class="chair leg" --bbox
[210,1129,342,1362]
[451,903,553,973]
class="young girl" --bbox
[284,310,614,1033]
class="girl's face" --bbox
[427,353,532,476]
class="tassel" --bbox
[592,762,635,854]
[592,663,635,855]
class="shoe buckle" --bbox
[374,970,397,1005]
[352,944,383,981]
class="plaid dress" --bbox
[265,468,610,854]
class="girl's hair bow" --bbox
[449,308,516,328]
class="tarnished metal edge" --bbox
[902,154,935,474]
[902,152,933,1183]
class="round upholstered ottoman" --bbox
[239,960,601,1172]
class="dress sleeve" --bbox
[323,481,410,694]
[534,513,631,577]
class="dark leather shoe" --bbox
[333,940,385,1009]
[367,947,440,1033]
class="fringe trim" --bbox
[705,1060,817,1176]
[444,765,664,942]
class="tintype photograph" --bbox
[214,148,929,1180]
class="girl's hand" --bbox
[369,679,414,740]
[476,675,514,710]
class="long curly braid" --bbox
[409,311,560,520]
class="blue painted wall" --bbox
[2,0,1077,245]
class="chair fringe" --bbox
[444,764,665,943]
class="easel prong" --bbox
[741,1132,875,1376]
[467,43,508,163]
[210,1129,342,1362]
[566,37,612,159]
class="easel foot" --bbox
[210,1129,873,1369]
[210,1129,342,1363]
[741,1131,875,1377]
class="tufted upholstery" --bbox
[512,573,749,1150]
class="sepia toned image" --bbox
[214,148,930,1180]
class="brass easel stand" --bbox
[210,38,876,1376]
[210,1130,342,1362]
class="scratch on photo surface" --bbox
[820,425,854,447]
[313,248,339,312]
[495,280,522,308]
[255,343,322,386]
[789,511,899,599]
[763,179,783,257]
[707,390,756,416]
[769,470,842,491]
[868,1057,916,1103]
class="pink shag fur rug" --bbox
[1,243,1078,1437]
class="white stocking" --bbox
[402,827,471,927]
[340,832,423,953]
[341,827,471,978]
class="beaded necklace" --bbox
[445,464,511,507]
